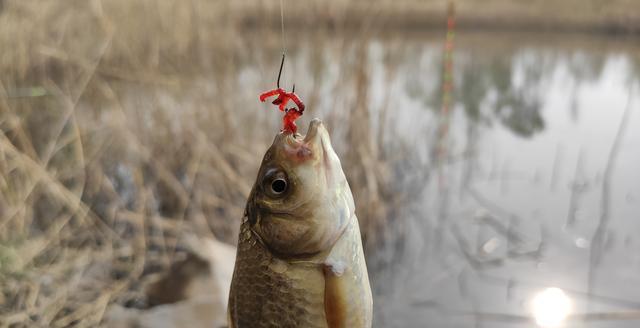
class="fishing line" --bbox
[279,0,287,54]
[257,0,305,134]
[279,0,287,87]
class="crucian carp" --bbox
[228,119,373,328]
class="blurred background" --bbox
[1,0,639,327]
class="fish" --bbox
[228,118,373,328]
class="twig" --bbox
[565,148,585,228]
[588,86,635,306]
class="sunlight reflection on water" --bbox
[531,288,573,327]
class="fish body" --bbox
[228,119,372,328]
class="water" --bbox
[257,32,640,327]
[345,34,640,327]
[114,31,640,327]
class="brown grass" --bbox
[0,1,408,326]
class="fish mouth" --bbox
[304,118,333,152]
[303,118,325,143]
[302,118,337,186]
[303,118,330,161]
[279,118,325,151]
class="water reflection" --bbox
[315,33,640,328]
[531,288,572,327]
[116,32,640,327]
[238,33,640,327]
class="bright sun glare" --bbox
[531,287,572,327]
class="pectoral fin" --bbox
[323,262,348,328]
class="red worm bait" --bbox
[259,87,305,134]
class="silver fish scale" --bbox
[228,221,328,328]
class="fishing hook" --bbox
[277,53,285,89]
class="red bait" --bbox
[259,54,306,134]
[259,87,305,134]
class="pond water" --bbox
[112,31,640,327]
[251,32,640,328]
[348,33,640,327]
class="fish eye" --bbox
[271,178,287,194]
[263,169,289,197]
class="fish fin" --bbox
[227,287,235,328]
[323,261,348,328]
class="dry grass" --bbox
[0,1,408,326]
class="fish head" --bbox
[246,118,355,258]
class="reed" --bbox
[0,1,410,326]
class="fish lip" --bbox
[303,118,324,143]
[302,118,334,185]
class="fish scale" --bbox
[229,221,327,328]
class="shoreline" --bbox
[232,1,640,36]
